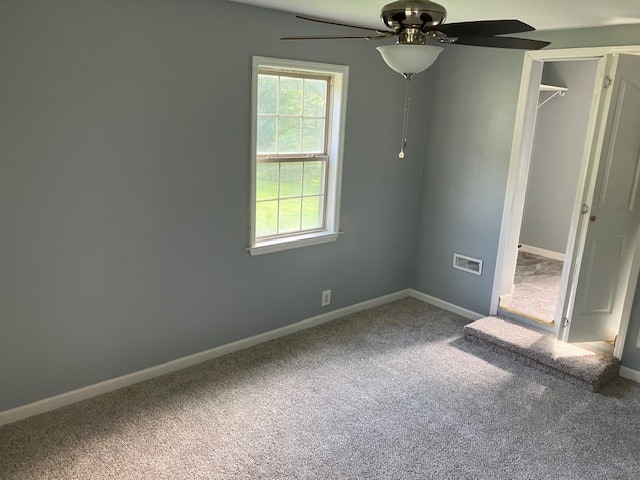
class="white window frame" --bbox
[249,57,348,256]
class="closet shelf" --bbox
[538,84,568,109]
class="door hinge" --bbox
[563,317,570,327]
[604,76,613,89]
[581,203,590,214]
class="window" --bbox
[249,57,348,255]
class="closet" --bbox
[498,59,600,325]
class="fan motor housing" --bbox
[381,0,447,31]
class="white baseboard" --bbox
[0,289,411,427]
[409,289,484,320]
[499,293,513,303]
[0,288,491,426]
[620,366,640,384]
[519,244,565,262]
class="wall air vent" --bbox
[453,253,483,276]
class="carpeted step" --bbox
[463,316,620,391]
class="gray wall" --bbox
[0,0,429,411]
[412,24,640,370]
[524,24,640,49]
[4,0,640,412]
[519,60,599,254]
[412,45,525,314]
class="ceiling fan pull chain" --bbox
[399,74,413,159]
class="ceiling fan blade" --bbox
[452,36,550,50]
[434,19,535,37]
[282,34,391,40]
[296,15,394,34]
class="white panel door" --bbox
[565,54,640,343]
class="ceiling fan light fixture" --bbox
[376,44,444,75]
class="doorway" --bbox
[491,47,640,360]
[498,59,600,325]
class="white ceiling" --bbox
[230,0,640,32]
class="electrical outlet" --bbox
[321,290,331,306]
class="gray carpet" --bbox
[499,250,563,323]
[464,316,620,391]
[2,298,640,479]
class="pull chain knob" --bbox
[399,74,413,159]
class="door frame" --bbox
[490,46,640,359]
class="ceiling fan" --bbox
[283,0,550,51]
[282,0,550,158]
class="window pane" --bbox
[302,196,323,230]
[279,198,302,233]
[302,118,325,153]
[279,77,303,115]
[253,62,346,247]
[280,162,303,198]
[303,79,327,117]
[256,163,279,201]
[256,200,278,237]
[303,161,325,196]
[278,117,302,154]
[257,116,277,154]
[257,75,278,114]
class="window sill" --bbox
[249,231,342,256]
